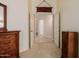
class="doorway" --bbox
[28,0,61,50]
[34,13,54,43]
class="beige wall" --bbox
[0,0,29,52]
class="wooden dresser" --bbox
[62,31,78,58]
[0,31,20,58]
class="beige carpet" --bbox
[20,36,61,58]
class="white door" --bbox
[38,20,44,36]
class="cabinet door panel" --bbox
[0,31,19,58]
[62,32,68,57]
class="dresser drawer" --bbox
[0,31,19,58]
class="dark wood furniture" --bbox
[62,31,78,58]
[0,31,20,58]
[37,7,52,12]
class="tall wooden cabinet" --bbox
[0,31,20,58]
[62,31,78,58]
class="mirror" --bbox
[0,5,4,28]
[0,3,7,31]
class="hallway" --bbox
[20,36,61,58]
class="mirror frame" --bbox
[0,3,7,32]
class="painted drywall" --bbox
[0,0,29,52]
[31,0,60,47]
[62,0,79,57]
[44,14,53,39]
